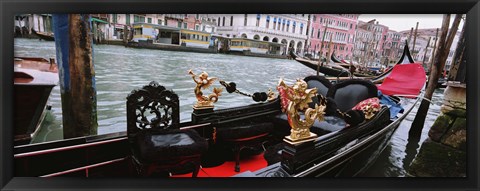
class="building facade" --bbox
[354,20,390,66]
[213,14,309,55]
[307,14,359,60]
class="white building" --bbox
[212,14,309,55]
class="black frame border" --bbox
[1,0,479,190]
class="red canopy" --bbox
[377,63,426,98]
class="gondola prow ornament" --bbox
[188,69,223,109]
[277,79,326,144]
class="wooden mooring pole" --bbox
[410,14,462,137]
[52,14,98,139]
[412,22,419,57]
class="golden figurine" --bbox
[266,88,277,102]
[188,69,223,109]
[277,79,326,144]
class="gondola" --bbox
[290,50,353,77]
[291,42,414,82]
[31,29,55,41]
[14,57,58,145]
[13,50,425,177]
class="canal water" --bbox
[14,38,444,177]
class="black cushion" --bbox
[304,76,332,108]
[135,129,208,163]
[274,114,346,136]
[217,122,273,141]
[326,79,378,112]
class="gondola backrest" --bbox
[126,81,180,144]
[304,75,332,108]
[326,79,377,112]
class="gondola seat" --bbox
[326,79,378,112]
[216,122,273,172]
[127,81,208,177]
[303,75,332,108]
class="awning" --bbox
[91,18,109,24]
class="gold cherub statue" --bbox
[277,78,326,144]
[188,69,223,109]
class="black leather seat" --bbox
[326,79,378,112]
[304,75,332,108]
[127,81,208,177]
[216,122,273,172]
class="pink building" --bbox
[307,14,359,60]
[383,30,402,63]
[357,20,389,60]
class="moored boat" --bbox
[13,55,425,177]
[31,29,55,41]
[14,57,58,145]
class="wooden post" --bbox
[410,14,462,137]
[447,20,466,82]
[52,14,98,139]
[422,37,431,69]
[429,29,439,72]
[317,24,328,72]
[123,25,128,46]
[326,33,333,65]
[407,27,414,47]
[412,22,419,57]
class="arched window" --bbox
[292,21,296,33]
[300,23,304,35]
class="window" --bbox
[266,17,270,29]
[158,19,162,25]
[218,17,221,26]
[244,14,248,26]
[178,21,182,28]
[134,15,145,23]
[317,30,321,38]
[196,14,199,19]
[230,16,233,26]
[148,18,152,23]
[273,18,277,29]
[313,15,316,22]
[126,14,130,25]
[300,23,303,35]
[165,19,168,26]
[112,14,117,24]
[277,19,281,30]
[256,14,260,27]
[292,22,296,33]
[223,17,225,26]
[184,23,187,29]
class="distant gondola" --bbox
[290,51,374,78]
[31,29,55,41]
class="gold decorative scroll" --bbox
[277,79,326,144]
[188,69,223,109]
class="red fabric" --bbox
[172,153,267,177]
[277,85,291,112]
[377,63,426,98]
[352,97,381,111]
